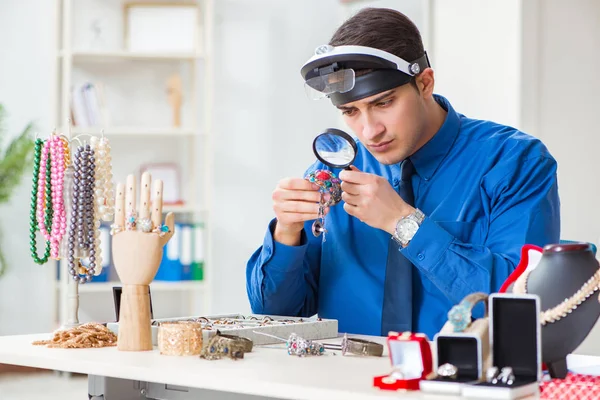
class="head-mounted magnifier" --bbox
[300,44,430,106]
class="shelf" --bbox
[68,126,200,137]
[163,204,205,213]
[62,50,202,62]
[56,280,205,293]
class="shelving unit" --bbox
[51,0,214,327]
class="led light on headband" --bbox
[300,44,430,106]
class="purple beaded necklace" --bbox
[67,144,97,284]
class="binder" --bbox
[180,223,193,280]
[191,222,204,281]
[155,222,183,281]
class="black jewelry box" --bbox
[462,293,541,399]
[419,333,483,394]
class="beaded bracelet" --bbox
[304,169,342,241]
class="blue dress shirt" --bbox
[246,94,560,339]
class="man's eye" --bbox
[342,109,357,116]
[377,100,392,107]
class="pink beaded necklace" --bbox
[36,135,67,259]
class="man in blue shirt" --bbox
[246,8,560,339]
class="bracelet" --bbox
[324,333,384,356]
[447,292,489,332]
[200,331,253,360]
[158,321,203,356]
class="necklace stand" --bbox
[509,243,600,378]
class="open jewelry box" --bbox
[373,331,433,391]
[461,293,542,399]
[419,331,485,394]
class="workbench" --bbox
[0,332,598,400]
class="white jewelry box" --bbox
[461,293,542,399]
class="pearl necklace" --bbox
[90,136,115,275]
[513,267,600,325]
[66,145,97,283]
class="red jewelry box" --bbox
[373,331,433,391]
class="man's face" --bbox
[337,83,426,165]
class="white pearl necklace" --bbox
[513,267,600,325]
[91,136,115,275]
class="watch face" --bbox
[398,219,419,240]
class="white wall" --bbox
[431,0,523,129]
[530,0,600,356]
[0,0,58,335]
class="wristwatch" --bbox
[392,209,425,247]
[447,292,489,332]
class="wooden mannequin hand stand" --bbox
[111,172,175,351]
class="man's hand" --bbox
[339,166,414,234]
[272,177,328,246]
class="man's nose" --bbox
[361,113,385,140]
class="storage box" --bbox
[373,331,433,391]
[419,333,484,394]
[461,293,542,399]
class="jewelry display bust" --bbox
[509,242,600,378]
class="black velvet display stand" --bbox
[509,243,600,379]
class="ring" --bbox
[487,366,500,383]
[498,367,515,385]
[437,363,458,379]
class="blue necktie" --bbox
[381,159,415,336]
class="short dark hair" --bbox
[329,8,425,87]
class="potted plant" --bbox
[0,104,35,277]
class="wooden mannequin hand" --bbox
[111,172,175,285]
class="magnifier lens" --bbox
[313,129,357,169]
[304,69,355,100]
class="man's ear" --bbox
[415,68,435,98]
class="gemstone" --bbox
[316,171,330,180]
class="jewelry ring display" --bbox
[305,169,342,242]
[437,363,458,379]
[447,292,489,332]
[498,367,515,385]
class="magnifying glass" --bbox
[312,128,357,170]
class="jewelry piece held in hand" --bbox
[305,169,341,242]
[498,367,514,385]
[437,363,458,379]
[487,366,500,383]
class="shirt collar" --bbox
[409,94,461,181]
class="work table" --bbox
[0,332,598,400]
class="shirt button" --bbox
[393,178,400,186]
[417,253,425,261]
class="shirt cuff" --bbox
[261,218,309,272]
[400,217,454,272]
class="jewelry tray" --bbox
[107,314,339,347]
[461,293,542,400]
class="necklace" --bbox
[29,138,51,264]
[513,267,600,325]
[66,144,97,284]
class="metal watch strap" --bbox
[393,209,425,246]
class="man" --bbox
[246,8,560,339]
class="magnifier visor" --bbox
[304,69,355,100]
